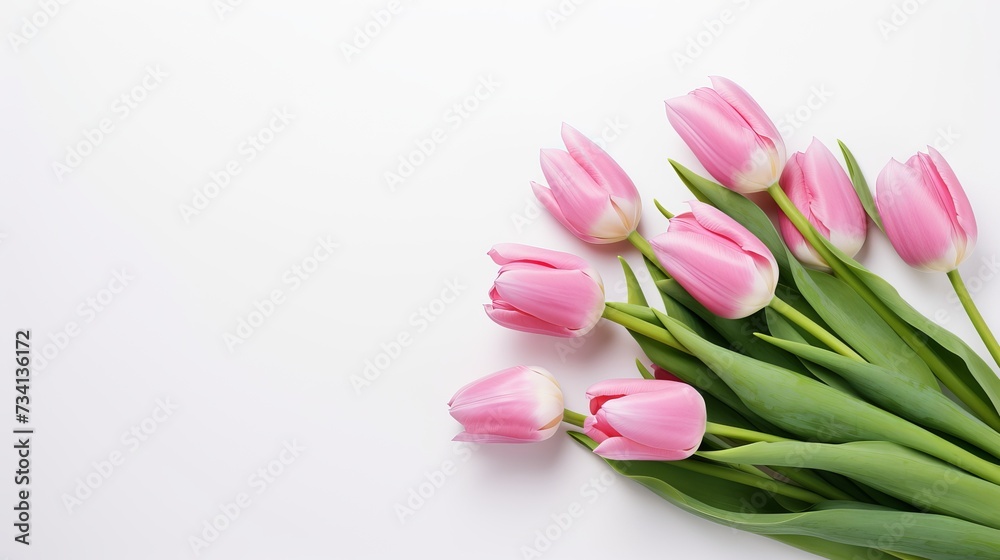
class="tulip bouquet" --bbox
[449,76,1000,559]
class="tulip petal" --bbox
[449,366,564,443]
[540,149,609,222]
[779,139,868,268]
[600,388,706,452]
[877,159,959,271]
[586,378,686,406]
[593,437,697,461]
[923,147,977,259]
[484,304,574,337]
[584,409,620,442]
[709,75,784,162]
[492,268,604,331]
[488,243,589,272]
[666,93,773,193]
[560,122,640,200]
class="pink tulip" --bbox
[532,123,642,244]
[665,76,785,193]
[449,366,564,443]
[876,147,978,272]
[584,378,706,461]
[778,138,868,269]
[650,201,779,319]
[485,243,605,337]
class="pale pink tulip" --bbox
[532,123,642,244]
[666,76,785,193]
[778,138,868,269]
[584,378,705,461]
[485,243,605,337]
[449,366,564,443]
[876,147,978,272]
[650,201,778,319]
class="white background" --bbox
[3,1,1000,559]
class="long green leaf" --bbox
[656,279,811,377]
[703,440,1000,531]
[764,308,859,397]
[571,433,1000,559]
[759,334,1000,460]
[817,238,1000,415]
[796,267,938,389]
[660,316,1000,485]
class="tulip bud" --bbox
[650,201,779,319]
[484,243,605,337]
[532,123,642,244]
[665,76,785,194]
[876,147,978,272]
[449,366,564,443]
[778,138,868,269]
[584,378,706,461]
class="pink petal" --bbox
[539,149,612,231]
[484,304,574,337]
[923,147,977,258]
[560,122,641,201]
[586,378,687,406]
[584,409,620,442]
[449,366,564,442]
[492,268,604,331]
[530,181,587,240]
[600,388,706,452]
[876,159,958,271]
[666,94,774,193]
[593,437,697,461]
[488,243,589,272]
[708,76,784,162]
[651,203,777,318]
[779,139,867,268]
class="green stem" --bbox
[769,296,865,362]
[705,422,791,444]
[563,409,586,428]
[767,183,1000,431]
[948,269,1000,369]
[601,305,687,353]
[626,231,669,277]
[674,459,824,504]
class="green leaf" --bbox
[660,316,1000,486]
[837,139,884,232]
[793,267,938,389]
[570,432,1000,559]
[703,440,1000,531]
[618,257,648,307]
[657,279,812,376]
[635,359,654,380]
[819,238,1000,417]
[758,334,1000,461]
[764,308,860,397]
